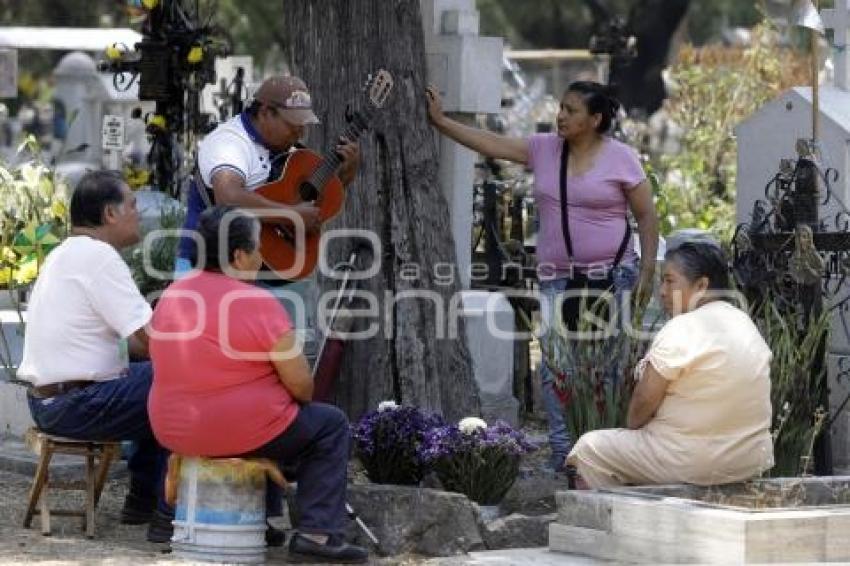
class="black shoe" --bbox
[120,492,155,525]
[146,508,174,543]
[288,533,368,564]
[265,521,286,547]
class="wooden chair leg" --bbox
[93,446,115,507]
[39,467,51,536]
[24,442,51,530]
[85,451,95,538]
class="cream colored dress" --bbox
[567,300,775,488]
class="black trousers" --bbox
[243,402,350,537]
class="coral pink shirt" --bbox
[148,271,298,456]
[527,134,645,277]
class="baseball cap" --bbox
[253,75,320,126]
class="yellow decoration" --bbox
[106,45,123,61]
[142,0,159,8]
[124,166,151,189]
[0,247,15,264]
[187,46,204,64]
[51,200,67,219]
[13,256,38,285]
[148,115,167,130]
[0,253,40,286]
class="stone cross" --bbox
[823,0,850,90]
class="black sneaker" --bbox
[265,521,286,547]
[120,492,155,525]
[146,508,174,543]
[288,533,368,564]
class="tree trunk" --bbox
[610,0,690,116]
[280,0,479,422]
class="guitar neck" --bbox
[308,109,372,189]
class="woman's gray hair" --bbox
[664,241,730,291]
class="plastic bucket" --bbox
[171,457,267,564]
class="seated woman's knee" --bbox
[310,402,349,430]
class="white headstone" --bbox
[421,0,503,287]
[823,1,850,90]
[421,1,516,424]
[53,51,154,172]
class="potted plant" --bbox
[351,401,444,485]
[420,417,535,515]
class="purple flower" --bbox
[419,421,535,505]
[351,405,445,485]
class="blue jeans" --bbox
[27,362,168,506]
[243,403,350,537]
[538,260,639,465]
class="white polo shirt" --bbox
[17,236,152,386]
[197,114,276,190]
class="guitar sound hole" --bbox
[299,182,319,202]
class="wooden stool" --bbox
[22,428,121,538]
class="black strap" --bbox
[558,139,631,270]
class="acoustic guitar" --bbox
[256,69,394,280]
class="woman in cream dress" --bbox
[567,241,775,488]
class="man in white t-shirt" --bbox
[17,170,168,541]
[175,75,360,274]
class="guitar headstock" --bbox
[364,69,394,109]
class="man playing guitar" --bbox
[175,75,360,277]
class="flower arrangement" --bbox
[420,419,535,505]
[351,402,444,485]
[0,136,69,290]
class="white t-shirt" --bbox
[17,236,152,386]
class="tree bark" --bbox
[280,0,479,422]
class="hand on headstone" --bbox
[425,85,445,126]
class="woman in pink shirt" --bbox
[427,81,659,471]
[149,207,367,563]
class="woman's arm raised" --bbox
[426,85,529,165]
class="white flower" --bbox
[459,417,487,435]
[377,400,399,413]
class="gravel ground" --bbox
[0,418,558,565]
[0,470,431,565]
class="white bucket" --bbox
[171,457,267,564]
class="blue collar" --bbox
[239,111,270,148]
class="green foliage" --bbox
[685,0,761,45]
[478,0,761,49]
[653,22,805,243]
[431,443,522,505]
[753,297,830,477]
[0,0,125,82]
[123,204,185,299]
[546,296,662,441]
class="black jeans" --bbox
[243,402,350,537]
[26,361,169,509]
